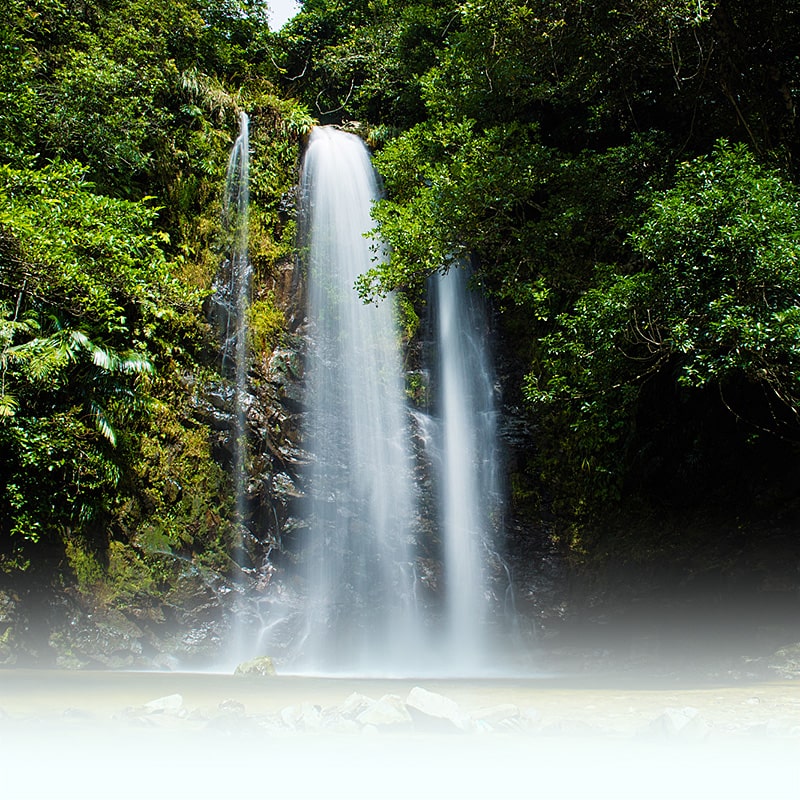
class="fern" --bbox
[1,308,154,446]
[0,393,18,417]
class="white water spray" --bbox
[210,112,251,659]
[298,127,419,672]
[430,265,501,668]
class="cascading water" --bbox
[255,125,506,675]
[297,126,420,672]
[228,113,251,526]
[213,112,251,377]
[428,265,502,669]
[210,112,251,656]
[216,112,251,523]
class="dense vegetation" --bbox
[275,0,800,562]
[0,0,309,653]
[2,0,799,662]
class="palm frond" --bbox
[116,352,154,375]
[91,345,113,370]
[0,393,18,417]
[7,336,65,380]
[90,401,117,447]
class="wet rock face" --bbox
[236,336,307,567]
[267,344,304,409]
[768,643,800,678]
[37,564,233,670]
[49,607,146,670]
[234,655,277,677]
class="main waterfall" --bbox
[298,127,419,672]
[257,125,507,676]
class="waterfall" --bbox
[226,112,251,528]
[210,112,251,658]
[298,126,419,672]
[212,112,252,534]
[429,265,501,669]
[214,112,251,383]
[254,125,506,676]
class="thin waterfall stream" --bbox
[211,110,251,518]
[227,112,251,534]
[210,111,252,658]
[430,265,501,670]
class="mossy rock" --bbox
[768,643,800,679]
[234,655,277,678]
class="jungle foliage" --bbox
[0,1,309,593]
[276,0,800,557]
[2,0,800,580]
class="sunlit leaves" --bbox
[0,160,186,547]
[526,141,800,507]
[367,122,664,304]
[0,161,184,330]
[0,394,17,418]
[630,141,800,396]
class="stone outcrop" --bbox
[768,643,800,679]
[234,656,277,677]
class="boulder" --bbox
[336,692,376,720]
[234,655,277,677]
[405,686,472,732]
[280,702,324,731]
[144,694,184,714]
[472,703,523,730]
[356,694,413,729]
[218,699,247,716]
[643,706,709,741]
[472,703,522,725]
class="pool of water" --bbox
[0,670,797,798]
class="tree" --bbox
[345,0,800,545]
[275,0,457,124]
[527,141,800,514]
[0,161,192,548]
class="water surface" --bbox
[0,669,796,799]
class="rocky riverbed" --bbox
[0,670,797,799]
